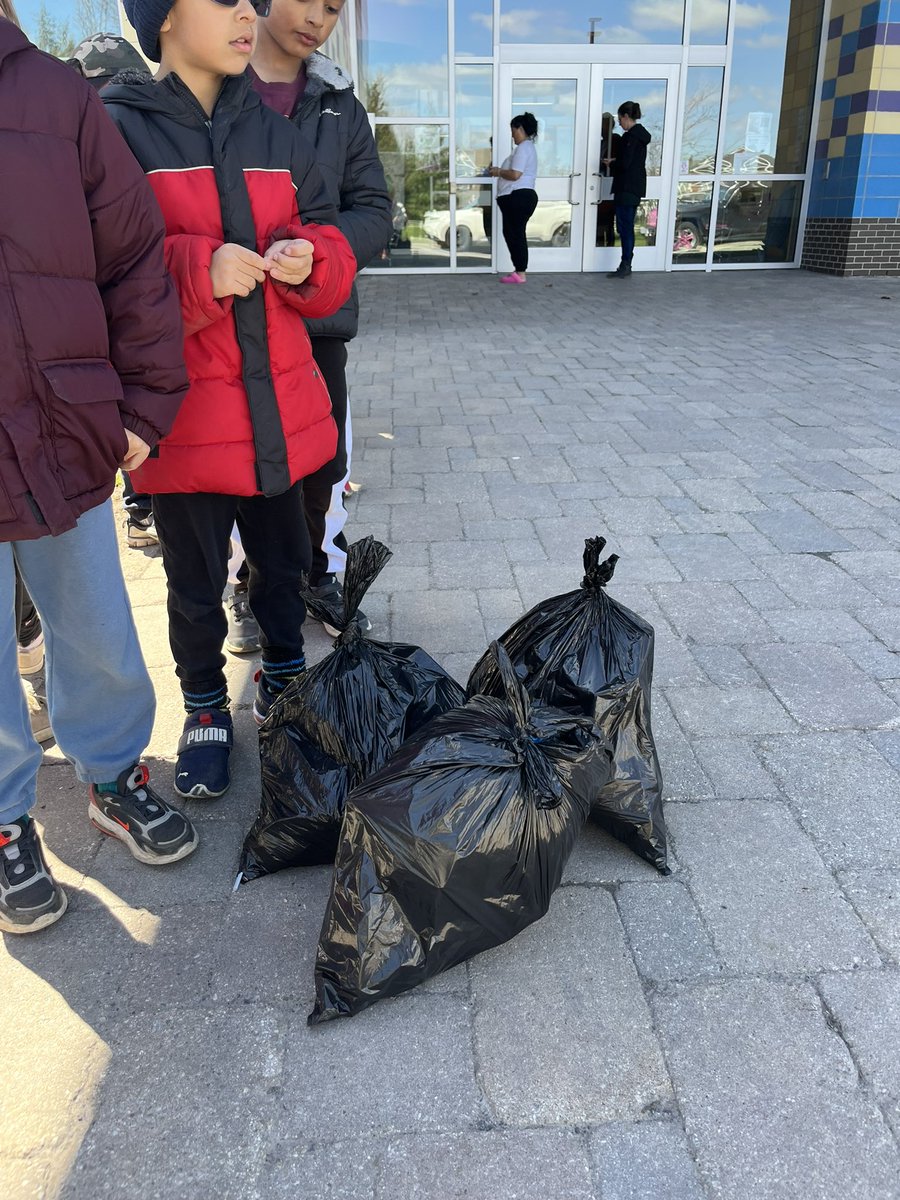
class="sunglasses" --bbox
[211,0,272,16]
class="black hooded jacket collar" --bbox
[103,68,259,129]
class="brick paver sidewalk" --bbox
[3,270,900,1200]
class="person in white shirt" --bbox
[489,112,538,285]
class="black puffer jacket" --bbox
[281,53,391,340]
[611,123,651,201]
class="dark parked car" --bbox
[674,179,770,252]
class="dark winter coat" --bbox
[102,70,356,498]
[611,123,651,202]
[280,53,392,340]
[0,21,187,542]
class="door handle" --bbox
[568,172,582,205]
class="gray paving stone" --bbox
[680,478,766,513]
[62,1006,283,1200]
[664,684,795,738]
[257,1139,382,1200]
[832,549,900,577]
[471,887,673,1125]
[653,980,900,1200]
[279,994,484,1140]
[562,821,674,884]
[656,533,761,582]
[690,736,780,798]
[744,643,900,730]
[589,1122,706,1200]
[857,605,900,652]
[753,553,876,609]
[615,880,721,982]
[654,582,773,645]
[665,802,880,973]
[689,645,761,687]
[748,509,854,553]
[819,971,900,1100]
[759,732,900,868]
[377,1130,595,1200]
[761,607,871,644]
[839,870,900,962]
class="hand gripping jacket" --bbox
[102,71,357,497]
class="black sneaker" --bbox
[0,817,67,934]
[302,574,372,638]
[174,709,233,799]
[252,669,306,725]
[225,586,261,655]
[89,764,199,865]
[125,513,159,549]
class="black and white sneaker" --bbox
[174,709,233,798]
[252,672,280,726]
[0,817,67,935]
[302,574,371,638]
[225,586,261,655]
[125,513,159,549]
[89,764,199,865]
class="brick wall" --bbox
[803,217,900,273]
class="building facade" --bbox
[17,0,900,273]
[338,0,899,274]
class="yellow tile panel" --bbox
[865,110,900,136]
[829,135,847,159]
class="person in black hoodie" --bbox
[221,0,392,648]
[605,101,651,279]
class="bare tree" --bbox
[680,80,722,169]
[75,0,119,37]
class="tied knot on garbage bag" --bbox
[581,535,619,594]
[308,641,614,1024]
[236,537,466,883]
[495,649,566,810]
[467,534,668,874]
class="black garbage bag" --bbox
[237,537,466,882]
[467,536,668,873]
[309,643,614,1024]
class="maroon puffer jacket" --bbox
[0,21,188,542]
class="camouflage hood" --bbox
[66,32,145,89]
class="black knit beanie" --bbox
[122,0,173,62]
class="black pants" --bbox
[236,336,349,591]
[497,189,538,273]
[122,472,152,521]
[154,485,310,704]
[14,567,40,646]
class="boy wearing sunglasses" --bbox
[222,0,391,647]
[103,0,356,798]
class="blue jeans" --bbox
[615,204,637,264]
[0,500,155,824]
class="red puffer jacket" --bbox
[103,71,356,498]
[0,23,187,541]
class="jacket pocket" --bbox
[39,359,129,500]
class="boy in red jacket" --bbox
[104,0,356,799]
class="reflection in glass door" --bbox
[582,66,680,273]
[497,65,591,273]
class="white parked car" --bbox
[423,200,572,251]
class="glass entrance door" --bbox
[498,63,679,273]
[497,65,591,272]
[582,66,680,273]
